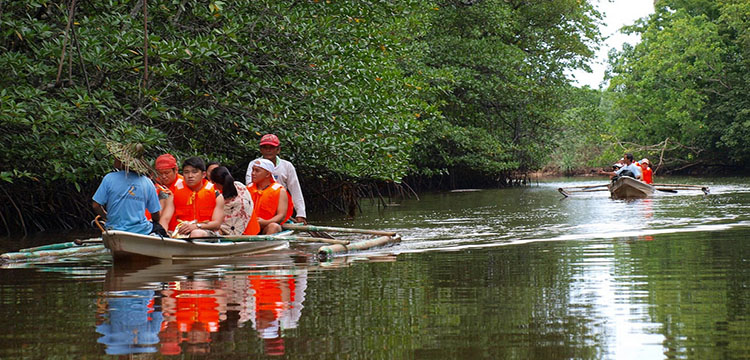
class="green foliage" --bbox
[548,86,609,174]
[606,0,750,169]
[0,0,430,186]
[0,0,604,231]
[411,0,602,179]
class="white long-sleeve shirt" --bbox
[246,157,306,219]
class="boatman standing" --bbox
[92,142,163,235]
[246,134,307,224]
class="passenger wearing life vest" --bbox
[145,153,183,229]
[247,159,293,235]
[171,157,225,238]
[639,158,654,184]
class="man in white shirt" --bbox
[600,153,642,180]
[246,134,307,223]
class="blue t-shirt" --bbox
[93,171,161,234]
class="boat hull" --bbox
[102,230,289,260]
[608,176,655,199]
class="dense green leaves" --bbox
[0,0,430,186]
[605,0,750,170]
[0,0,603,231]
[411,0,602,181]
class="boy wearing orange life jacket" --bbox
[247,158,293,235]
[171,157,225,238]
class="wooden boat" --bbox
[608,176,655,199]
[102,230,290,260]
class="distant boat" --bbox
[102,230,290,261]
[608,176,655,199]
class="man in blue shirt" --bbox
[92,142,161,235]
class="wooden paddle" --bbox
[558,187,609,197]
[655,188,678,193]
[560,183,609,190]
[654,186,710,194]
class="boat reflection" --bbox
[97,251,311,356]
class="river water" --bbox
[1,177,749,359]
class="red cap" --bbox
[259,134,280,147]
[155,154,177,170]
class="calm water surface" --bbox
[1,177,749,359]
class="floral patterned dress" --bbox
[220,181,254,235]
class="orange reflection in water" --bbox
[97,265,308,357]
[159,281,226,355]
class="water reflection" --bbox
[95,290,162,355]
[2,177,750,359]
[97,254,309,356]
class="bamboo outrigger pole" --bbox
[652,183,705,188]
[282,223,397,237]
[317,235,401,260]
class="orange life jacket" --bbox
[160,287,221,334]
[247,181,293,224]
[642,166,653,184]
[243,210,261,236]
[170,178,217,231]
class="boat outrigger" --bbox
[558,179,710,199]
[1,221,401,264]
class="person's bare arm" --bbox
[92,201,107,221]
[271,190,289,224]
[205,195,225,230]
[159,194,174,230]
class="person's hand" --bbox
[178,222,198,235]
[294,216,307,224]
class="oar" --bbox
[654,186,710,194]
[656,188,678,193]
[282,223,397,237]
[560,183,609,190]
[558,187,609,197]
